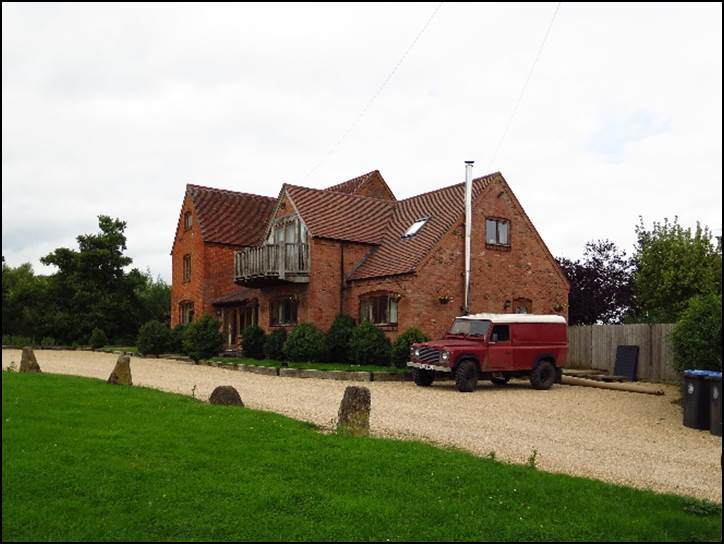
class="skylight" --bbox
[403,217,429,238]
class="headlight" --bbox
[413,348,421,358]
[440,350,450,361]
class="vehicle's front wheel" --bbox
[455,360,478,393]
[413,368,434,387]
[530,361,557,390]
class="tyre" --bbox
[490,373,510,386]
[413,368,434,387]
[455,360,478,393]
[530,361,556,390]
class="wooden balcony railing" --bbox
[235,243,309,284]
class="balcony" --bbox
[235,243,310,287]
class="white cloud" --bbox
[2,2,721,280]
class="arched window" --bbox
[359,293,399,326]
[180,301,195,324]
[513,298,532,314]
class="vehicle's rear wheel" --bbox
[490,373,510,386]
[455,360,478,393]
[530,361,556,390]
[413,368,434,387]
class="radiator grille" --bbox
[417,346,441,364]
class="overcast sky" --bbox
[2,2,722,282]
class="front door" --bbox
[486,324,513,370]
[222,307,239,349]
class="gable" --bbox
[171,192,197,255]
[325,170,396,201]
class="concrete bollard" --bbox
[336,386,371,436]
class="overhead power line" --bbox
[487,2,561,170]
[301,2,445,184]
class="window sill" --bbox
[270,323,297,328]
[373,324,398,331]
[485,243,511,251]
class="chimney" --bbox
[464,161,474,314]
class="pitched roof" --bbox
[210,287,258,306]
[325,170,396,201]
[349,174,499,280]
[186,184,276,246]
[285,184,396,244]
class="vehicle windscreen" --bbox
[448,319,490,337]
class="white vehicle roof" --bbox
[457,313,567,324]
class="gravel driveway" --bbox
[2,349,721,502]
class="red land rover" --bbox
[407,313,568,392]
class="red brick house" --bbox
[171,169,569,348]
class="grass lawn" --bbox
[213,356,410,374]
[2,372,721,542]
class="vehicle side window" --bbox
[491,325,510,342]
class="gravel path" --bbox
[2,349,721,502]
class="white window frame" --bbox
[402,217,429,238]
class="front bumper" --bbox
[406,361,453,373]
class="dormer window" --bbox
[403,217,429,238]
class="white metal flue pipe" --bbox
[464,161,474,314]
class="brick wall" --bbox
[171,176,568,343]
[170,194,259,327]
[170,194,207,327]
[344,177,569,340]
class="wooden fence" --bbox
[568,323,678,383]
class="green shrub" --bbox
[241,325,266,360]
[349,321,391,365]
[283,323,326,362]
[671,294,722,372]
[137,321,172,356]
[264,329,287,360]
[40,337,56,347]
[182,315,224,362]
[170,323,188,354]
[89,328,108,349]
[391,327,429,368]
[325,314,356,363]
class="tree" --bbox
[2,261,49,339]
[349,321,391,365]
[282,323,327,362]
[671,294,722,372]
[325,314,356,362]
[632,217,722,322]
[137,320,173,355]
[40,216,148,343]
[136,269,171,326]
[557,240,635,325]
[183,315,224,362]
